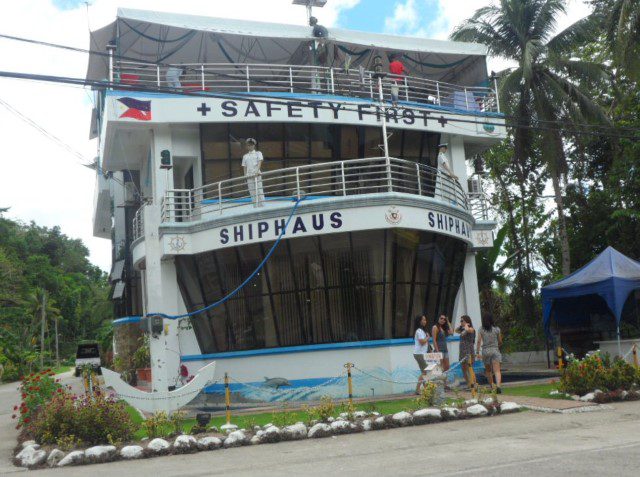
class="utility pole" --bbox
[40,291,46,368]
[54,315,59,369]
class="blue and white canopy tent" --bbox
[542,246,640,355]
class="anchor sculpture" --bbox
[102,362,216,414]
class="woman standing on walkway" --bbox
[432,315,453,371]
[456,315,475,387]
[477,313,503,394]
[413,314,430,395]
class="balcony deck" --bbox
[114,62,499,114]
[131,157,491,242]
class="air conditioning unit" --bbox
[468,178,482,194]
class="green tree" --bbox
[452,0,609,276]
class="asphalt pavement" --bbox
[1,373,640,476]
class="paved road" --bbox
[2,375,640,476]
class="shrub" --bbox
[559,353,640,395]
[305,396,335,423]
[415,382,437,409]
[32,391,138,446]
[13,369,62,433]
[169,410,186,435]
[143,411,170,439]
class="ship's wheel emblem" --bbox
[385,206,402,225]
[477,231,490,246]
[169,236,186,252]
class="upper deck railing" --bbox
[152,157,489,237]
[113,61,500,114]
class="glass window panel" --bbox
[310,124,333,158]
[229,124,258,159]
[388,128,402,157]
[285,123,309,159]
[340,126,358,159]
[403,130,422,159]
[201,124,229,160]
[203,160,229,185]
[257,124,284,159]
[363,127,382,158]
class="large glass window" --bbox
[176,230,467,353]
[200,123,440,184]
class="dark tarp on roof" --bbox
[87,8,489,86]
[542,246,640,334]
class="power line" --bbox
[1,69,638,142]
[1,32,638,139]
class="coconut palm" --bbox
[603,0,640,79]
[451,0,609,276]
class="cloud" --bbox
[384,0,419,35]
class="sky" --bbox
[0,0,591,272]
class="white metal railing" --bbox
[113,61,499,113]
[468,192,490,221]
[161,156,489,224]
[133,204,145,241]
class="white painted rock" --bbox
[500,402,521,414]
[250,435,261,445]
[464,399,478,405]
[57,450,85,467]
[209,425,219,433]
[580,393,595,402]
[373,416,390,430]
[327,416,335,423]
[466,404,489,417]
[549,390,560,395]
[482,397,495,405]
[17,445,46,468]
[339,412,349,419]
[571,395,580,401]
[223,430,247,448]
[330,420,350,434]
[441,407,461,420]
[362,419,372,431]
[261,425,281,443]
[308,423,332,438]
[47,449,65,467]
[354,411,367,419]
[21,440,38,449]
[620,391,629,400]
[85,445,117,463]
[120,445,144,459]
[412,408,442,424]
[392,411,413,426]
[221,423,238,433]
[147,438,170,453]
[371,412,380,416]
[282,422,307,441]
[197,436,222,451]
[262,422,274,429]
[173,435,197,452]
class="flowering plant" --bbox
[12,369,62,433]
[559,352,640,395]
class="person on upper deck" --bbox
[388,54,406,106]
[437,143,458,181]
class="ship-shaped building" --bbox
[89,6,505,399]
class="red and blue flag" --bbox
[117,97,152,121]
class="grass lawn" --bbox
[52,365,72,374]
[501,382,570,400]
[127,395,463,440]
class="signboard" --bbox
[107,92,507,138]
[162,203,476,256]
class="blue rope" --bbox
[145,197,305,320]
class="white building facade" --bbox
[91,8,506,401]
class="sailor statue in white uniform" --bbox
[242,138,265,207]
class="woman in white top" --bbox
[413,314,431,395]
[242,138,265,207]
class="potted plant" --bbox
[133,337,151,383]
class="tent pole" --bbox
[616,324,622,358]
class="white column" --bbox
[143,125,183,404]
[460,252,482,323]
[449,135,469,192]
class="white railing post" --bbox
[464,87,469,110]
[369,73,374,99]
[386,158,393,192]
[201,65,205,91]
[218,182,223,214]
[404,77,409,101]
[330,68,335,94]
[493,76,500,112]
[436,81,441,105]
[246,65,251,92]
[340,162,347,195]
[295,167,301,199]
[289,66,294,93]
[156,65,161,87]
[416,162,422,195]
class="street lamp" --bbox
[372,56,390,160]
[292,0,327,23]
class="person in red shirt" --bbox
[388,55,406,105]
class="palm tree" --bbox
[603,0,640,79]
[451,0,609,276]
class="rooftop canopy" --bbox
[87,8,489,86]
[542,246,640,334]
